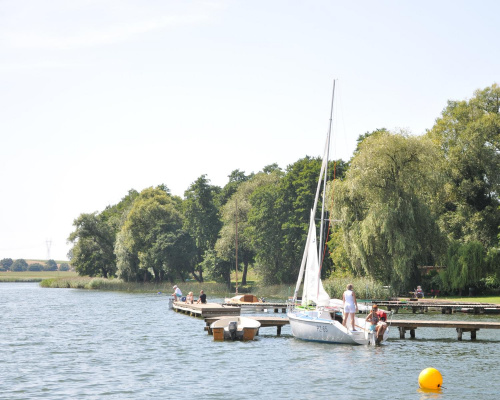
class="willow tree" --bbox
[426,83,500,247]
[332,131,445,292]
[116,187,196,282]
[440,240,487,294]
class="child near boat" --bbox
[366,304,380,333]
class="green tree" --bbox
[200,249,232,285]
[117,187,195,282]
[12,259,28,271]
[332,130,445,292]
[427,84,500,247]
[68,212,117,278]
[441,241,486,294]
[0,258,13,271]
[248,157,332,284]
[68,189,139,278]
[183,175,222,282]
[28,263,44,271]
[215,173,275,285]
[59,263,70,271]
[217,169,253,207]
[44,259,58,271]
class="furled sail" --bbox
[302,211,330,307]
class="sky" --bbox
[1,0,499,261]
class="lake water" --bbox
[1,282,499,399]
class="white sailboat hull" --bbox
[288,310,389,345]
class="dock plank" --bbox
[173,302,240,318]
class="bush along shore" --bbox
[37,274,395,301]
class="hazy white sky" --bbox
[1,0,498,261]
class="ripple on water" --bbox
[1,283,500,399]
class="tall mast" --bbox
[318,79,335,265]
[292,81,336,303]
[235,197,239,294]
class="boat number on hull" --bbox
[316,326,328,332]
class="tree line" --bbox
[67,84,500,294]
[0,258,70,272]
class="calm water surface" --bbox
[1,282,499,399]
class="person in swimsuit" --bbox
[366,304,380,333]
[342,283,358,331]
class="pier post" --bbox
[399,327,405,339]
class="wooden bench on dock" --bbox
[390,319,500,340]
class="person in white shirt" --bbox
[342,283,359,331]
[172,285,182,302]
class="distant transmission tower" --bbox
[46,239,52,260]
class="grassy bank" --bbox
[35,274,389,300]
[38,276,295,299]
[6,273,499,304]
[0,271,78,282]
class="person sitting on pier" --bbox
[197,290,207,304]
[172,285,182,302]
[416,286,424,299]
[186,291,194,304]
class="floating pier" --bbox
[390,319,500,341]
[202,317,500,341]
[204,316,290,336]
[172,302,240,318]
[221,302,288,313]
[372,300,500,314]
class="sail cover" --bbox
[302,213,330,307]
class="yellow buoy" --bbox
[418,367,443,390]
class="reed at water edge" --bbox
[37,274,393,301]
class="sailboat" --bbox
[287,81,389,345]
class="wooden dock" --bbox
[221,302,288,313]
[372,299,500,314]
[202,316,500,341]
[204,316,290,336]
[172,302,240,318]
[390,319,500,340]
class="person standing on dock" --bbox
[342,284,358,331]
[172,285,182,302]
[197,290,207,304]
